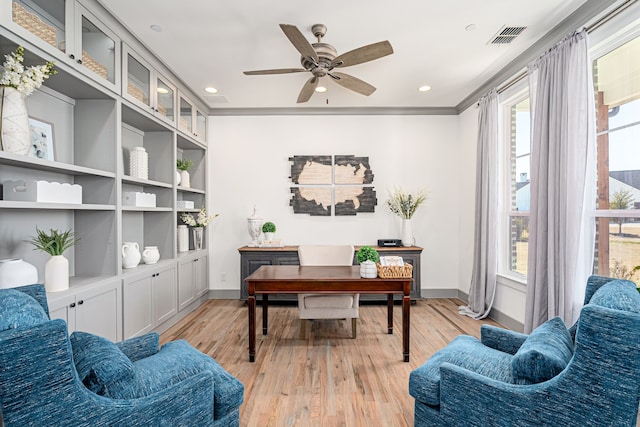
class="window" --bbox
[499,93,531,280]
[592,34,640,284]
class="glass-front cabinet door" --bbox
[195,109,207,144]
[4,0,68,56]
[124,49,151,109]
[72,4,119,89]
[155,76,176,125]
[179,95,193,135]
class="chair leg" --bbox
[351,318,357,339]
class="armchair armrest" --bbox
[116,333,160,362]
[480,324,528,355]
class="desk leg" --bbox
[387,294,393,334]
[248,295,256,363]
[262,294,269,335]
[403,294,410,362]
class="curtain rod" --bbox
[492,0,637,96]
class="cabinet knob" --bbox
[77,59,83,64]
[78,300,84,305]
[69,302,76,308]
[69,54,75,60]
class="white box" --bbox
[3,180,82,204]
[123,191,156,207]
[176,200,194,209]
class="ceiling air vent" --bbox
[488,26,527,45]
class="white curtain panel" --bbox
[460,89,499,320]
[524,29,596,333]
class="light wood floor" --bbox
[160,298,503,427]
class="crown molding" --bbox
[208,106,458,116]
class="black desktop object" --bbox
[377,239,403,247]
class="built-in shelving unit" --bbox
[0,0,210,341]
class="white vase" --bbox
[177,225,189,252]
[176,170,182,185]
[179,170,190,188]
[401,219,414,247]
[263,232,274,241]
[142,246,160,264]
[360,260,377,278]
[0,258,38,289]
[193,227,204,250]
[122,241,141,268]
[45,255,69,292]
[129,146,148,179]
[0,86,31,155]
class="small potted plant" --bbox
[30,227,79,292]
[176,158,193,188]
[262,221,276,241]
[356,246,379,278]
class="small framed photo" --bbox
[28,117,55,161]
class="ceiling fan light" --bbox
[418,85,432,92]
[315,86,327,93]
[205,87,218,94]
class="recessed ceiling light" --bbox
[315,86,327,93]
[150,24,163,33]
[157,87,169,94]
[465,24,476,32]
[204,87,218,94]
[418,85,432,92]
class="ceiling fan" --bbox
[243,24,393,103]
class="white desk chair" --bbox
[297,245,358,338]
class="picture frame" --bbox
[28,117,55,161]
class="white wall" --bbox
[208,114,461,297]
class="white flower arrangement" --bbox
[0,46,57,97]
[180,208,219,228]
[386,188,428,219]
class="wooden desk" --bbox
[238,245,423,301]
[245,265,412,363]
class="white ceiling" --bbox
[97,0,589,111]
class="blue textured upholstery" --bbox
[0,289,49,331]
[0,284,244,426]
[511,316,573,384]
[410,275,640,426]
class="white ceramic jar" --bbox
[0,258,38,289]
[142,246,160,264]
[359,260,378,278]
[177,225,189,252]
[122,242,141,268]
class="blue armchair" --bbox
[0,284,244,426]
[409,276,640,426]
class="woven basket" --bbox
[82,51,108,80]
[376,262,413,279]
[127,82,148,104]
[13,2,56,47]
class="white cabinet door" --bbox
[75,280,121,341]
[194,255,208,297]
[178,257,195,311]
[123,272,153,339]
[155,264,177,326]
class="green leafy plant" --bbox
[176,159,192,171]
[386,188,428,219]
[29,227,79,256]
[262,222,276,233]
[357,246,379,264]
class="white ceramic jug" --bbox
[0,258,38,289]
[122,242,141,268]
[142,246,160,264]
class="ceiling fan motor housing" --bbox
[301,43,337,77]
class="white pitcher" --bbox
[142,246,160,264]
[122,242,141,268]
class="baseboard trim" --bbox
[208,289,240,299]
[456,289,524,332]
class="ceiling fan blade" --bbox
[329,72,376,96]
[297,76,319,103]
[331,41,393,68]
[280,24,319,63]
[243,68,306,75]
